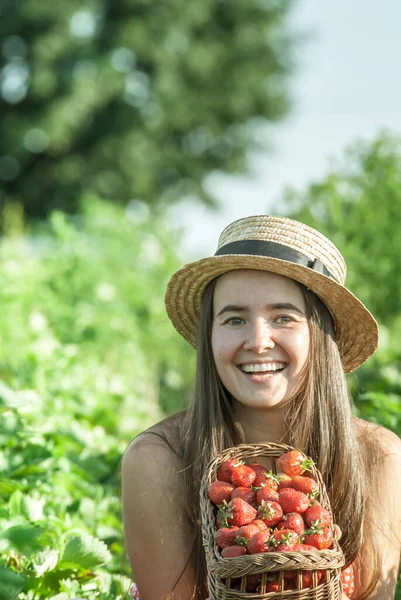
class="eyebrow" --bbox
[215,302,305,317]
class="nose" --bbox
[243,318,275,353]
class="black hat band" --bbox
[214,239,339,283]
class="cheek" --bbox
[290,328,310,368]
[211,330,224,367]
[211,329,237,364]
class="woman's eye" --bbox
[225,317,244,326]
[275,315,293,324]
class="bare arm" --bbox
[357,427,401,600]
[122,434,200,600]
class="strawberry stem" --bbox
[301,458,315,472]
[217,500,233,528]
[235,536,248,547]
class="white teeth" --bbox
[241,362,286,373]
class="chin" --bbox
[235,397,288,410]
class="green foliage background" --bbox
[283,131,401,598]
[0,133,400,597]
[1,0,401,594]
[282,131,401,440]
[1,0,294,220]
[0,199,195,598]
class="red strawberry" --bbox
[299,571,314,588]
[257,500,283,527]
[248,463,267,476]
[230,579,241,590]
[289,475,319,496]
[277,473,293,489]
[298,570,323,588]
[215,526,240,548]
[217,458,242,483]
[285,580,297,590]
[208,480,235,504]
[247,530,270,554]
[283,570,297,580]
[265,579,280,592]
[268,542,296,552]
[256,485,279,505]
[277,450,315,477]
[231,464,257,487]
[303,525,333,550]
[250,519,269,531]
[221,545,247,558]
[269,529,299,547]
[283,569,323,589]
[279,488,310,514]
[292,544,319,551]
[304,504,332,528]
[235,523,260,545]
[218,498,257,527]
[254,469,281,490]
[231,486,257,505]
[277,512,305,536]
[246,573,262,592]
[341,564,355,598]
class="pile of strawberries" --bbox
[208,450,355,597]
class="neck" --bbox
[233,400,289,445]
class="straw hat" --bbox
[165,215,378,372]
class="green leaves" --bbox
[59,535,111,570]
[284,131,401,440]
[284,132,401,328]
[0,200,193,597]
[32,550,59,578]
[1,524,47,554]
[0,0,294,220]
[0,567,25,600]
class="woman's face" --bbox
[211,270,310,410]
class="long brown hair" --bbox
[158,275,381,599]
[289,286,381,597]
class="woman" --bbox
[122,215,401,600]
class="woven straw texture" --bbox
[200,443,345,600]
[217,216,346,285]
[165,215,379,373]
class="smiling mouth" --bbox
[238,362,287,376]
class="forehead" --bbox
[213,269,305,308]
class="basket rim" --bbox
[200,443,345,578]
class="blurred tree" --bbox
[282,131,401,327]
[0,0,296,221]
[282,131,401,438]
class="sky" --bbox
[169,0,401,258]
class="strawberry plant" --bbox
[0,198,195,598]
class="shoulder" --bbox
[354,416,401,459]
[353,420,401,597]
[122,433,176,476]
[122,414,198,597]
[122,412,187,488]
[124,409,186,456]
[122,410,190,508]
[354,417,401,522]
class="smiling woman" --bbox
[122,215,401,600]
[211,270,310,413]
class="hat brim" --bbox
[165,254,379,373]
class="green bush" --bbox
[0,198,195,599]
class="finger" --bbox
[333,524,342,540]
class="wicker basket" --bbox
[200,443,345,600]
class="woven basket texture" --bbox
[200,443,345,600]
